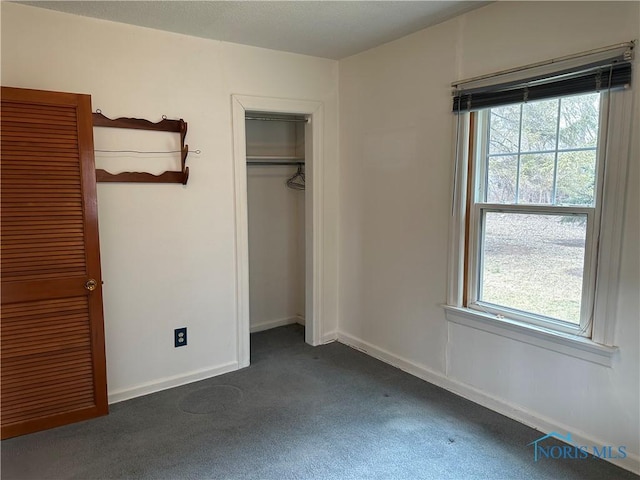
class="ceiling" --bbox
[18,1,489,60]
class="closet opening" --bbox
[231,94,324,368]
[245,112,307,344]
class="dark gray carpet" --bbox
[2,324,637,480]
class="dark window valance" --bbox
[453,57,632,113]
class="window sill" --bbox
[443,305,618,367]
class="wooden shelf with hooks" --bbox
[92,112,190,185]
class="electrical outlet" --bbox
[174,327,187,348]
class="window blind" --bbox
[452,44,634,113]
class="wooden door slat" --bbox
[1,249,85,260]
[1,313,89,330]
[1,354,92,375]
[1,164,80,172]
[2,394,95,424]
[1,364,93,386]
[2,271,87,283]
[1,303,87,319]
[2,129,79,139]
[1,244,85,255]
[2,373,94,399]
[2,122,78,132]
[2,388,95,417]
[1,110,78,122]
[2,265,87,278]
[1,368,94,392]
[1,152,80,160]
[1,106,78,118]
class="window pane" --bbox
[486,155,517,203]
[558,93,600,149]
[480,212,586,324]
[556,150,597,206]
[489,104,521,154]
[518,153,555,204]
[520,99,558,152]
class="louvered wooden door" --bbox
[1,87,108,439]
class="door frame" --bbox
[231,95,324,368]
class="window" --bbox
[446,43,634,359]
[468,92,603,335]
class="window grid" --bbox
[515,104,523,204]
[485,99,598,207]
[487,146,596,158]
[551,98,563,204]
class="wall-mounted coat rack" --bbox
[93,112,189,185]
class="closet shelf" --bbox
[246,156,305,162]
[246,156,305,166]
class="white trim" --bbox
[444,305,617,367]
[108,361,238,404]
[467,302,585,337]
[337,332,445,381]
[321,330,338,344]
[308,103,325,347]
[446,113,470,307]
[249,316,303,333]
[231,95,325,369]
[336,331,638,475]
[231,97,251,369]
[472,203,595,215]
[591,89,633,345]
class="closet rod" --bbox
[245,116,308,123]
[247,161,305,166]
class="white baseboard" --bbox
[108,361,239,405]
[250,316,301,333]
[321,330,338,344]
[336,331,639,475]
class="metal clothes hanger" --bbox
[286,164,305,190]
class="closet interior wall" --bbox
[245,115,306,333]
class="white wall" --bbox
[338,1,639,473]
[1,2,339,402]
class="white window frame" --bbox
[445,88,633,367]
[467,96,606,337]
